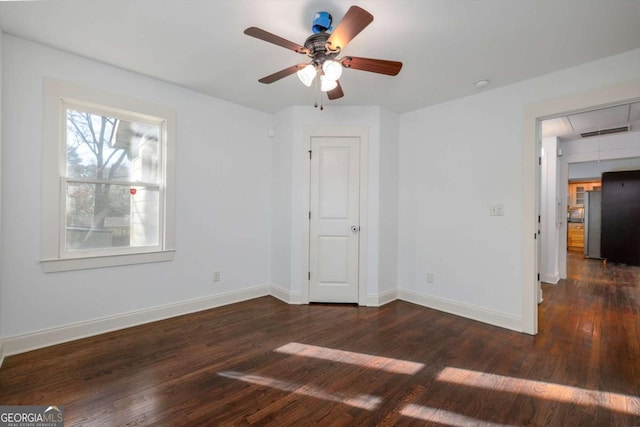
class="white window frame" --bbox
[41,78,176,272]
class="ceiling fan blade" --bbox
[341,56,403,76]
[327,81,344,100]
[244,27,310,54]
[326,6,373,52]
[258,64,307,84]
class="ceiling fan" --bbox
[244,5,403,107]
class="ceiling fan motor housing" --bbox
[304,32,338,67]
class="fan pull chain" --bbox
[314,72,319,108]
[311,70,325,111]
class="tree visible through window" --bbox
[64,104,162,252]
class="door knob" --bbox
[351,225,360,233]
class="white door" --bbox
[309,136,360,303]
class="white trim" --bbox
[398,288,522,332]
[2,285,269,357]
[269,284,302,304]
[41,250,175,272]
[541,274,560,285]
[302,126,369,306]
[0,284,525,359]
[366,289,398,307]
[523,79,640,335]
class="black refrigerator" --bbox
[601,170,640,266]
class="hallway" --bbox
[539,251,640,416]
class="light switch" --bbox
[490,204,504,216]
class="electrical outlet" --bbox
[427,272,434,284]
[212,271,221,282]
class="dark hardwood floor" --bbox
[1,254,639,426]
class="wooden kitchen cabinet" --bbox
[568,181,601,206]
[568,222,584,251]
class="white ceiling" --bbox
[0,0,639,114]
[542,101,640,140]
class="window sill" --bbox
[41,250,175,273]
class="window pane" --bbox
[66,109,160,183]
[65,182,159,251]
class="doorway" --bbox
[301,126,369,305]
[540,106,640,280]
[524,79,640,334]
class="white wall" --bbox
[378,108,400,298]
[569,156,640,180]
[562,131,640,165]
[1,36,272,344]
[270,108,294,298]
[399,92,523,327]
[399,49,640,331]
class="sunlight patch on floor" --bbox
[274,342,425,375]
[400,404,513,427]
[218,370,381,410]
[437,367,640,415]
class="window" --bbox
[63,104,162,252]
[42,79,175,272]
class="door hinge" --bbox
[538,215,541,223]
[309,150,312,159]
[538,157,541,165]
[534,233,537,239]
[309,211,311,220]
[308,271,311,280]
[537,273,540,281]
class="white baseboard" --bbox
[541,273,560,285]
[270,284,399,307]
[3,284,270,357]
[270,284,302,304]
[1,284,525,359]
[397,288,522,332]
[366,289,398,306]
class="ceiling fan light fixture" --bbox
[320,74,338,92]
[297,64,317,87]
[322,60,342,81]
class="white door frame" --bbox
[522,79,640,335]
[301,125,369,306]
